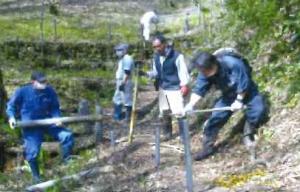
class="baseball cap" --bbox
[114,43,129,51]
[31,71,47,83]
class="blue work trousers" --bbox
[203,93,266,139]
[22,125,74,162]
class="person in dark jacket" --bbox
[6,71,74,183]
[184,51,266,161]
[147,34,190,140]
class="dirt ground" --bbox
[71,86,300,192]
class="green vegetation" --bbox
[0,0,299,191]
[0,12,139,43]
[185,0,300,107]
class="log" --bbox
[26,165,114,191]
[16,114,103,128]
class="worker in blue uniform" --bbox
[184,51,266,161]
[6,71,74,183]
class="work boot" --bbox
[161,113,172,141]
[194,136,216,161]
[113,104,123,121]
[125,106,132,122]
[28,159,41,184]
[243,121,256,161]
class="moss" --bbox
[214,169,266,188]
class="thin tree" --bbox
[49,0,59,41]
[0,69,7,118]
[40,0,45,62]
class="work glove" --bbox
[55,121,64,127]
[184,102,194,114]
[230,99,244,112]
[180,85,189,97]
[119,83,125,92]
[8,117,16,130]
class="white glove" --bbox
[55,121,63,127]
[230,99,244,112]
[184,93,202,115]
[8,117,16,130]
[184,102,194,114]
[146,71,157,79]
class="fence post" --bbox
[78,99,93,134]
[94,104,103,145]
[155,122,160,170]
[181,118,193,192]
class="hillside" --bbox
[0,0,299,191]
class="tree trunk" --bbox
[0,69,7,118]
[0,69,7,171]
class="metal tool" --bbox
[187,106,247,115]
[187,106,232,114]
[16,114,103,128]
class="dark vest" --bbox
[154,49,180,90]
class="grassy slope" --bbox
[0,0,299,191]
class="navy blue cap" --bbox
[191,51,217,69]
[114,43,129,51]
[31,71,47,83]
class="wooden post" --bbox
[110,125,115,151]
[94,104,103,145]
[0,141,5,172]
[78,99,93,134]
[155,122,160,169]
[0,69,6,117]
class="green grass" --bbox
[3,68,114,82]
[0,13,139,43]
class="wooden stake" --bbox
[128,65,139,144]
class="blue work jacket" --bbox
[6,84,61,121]
[193,55,258,100]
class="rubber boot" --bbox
[125,106,132,122]
[194,135,216,161]
[113,104,123,121]
[62,145,73,165]
[161,112,172,141]
[243,121,256,161]
[28,159,41,184]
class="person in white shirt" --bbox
[140,11,159,41]
[112,43,135,122]
[147,34,190,140]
